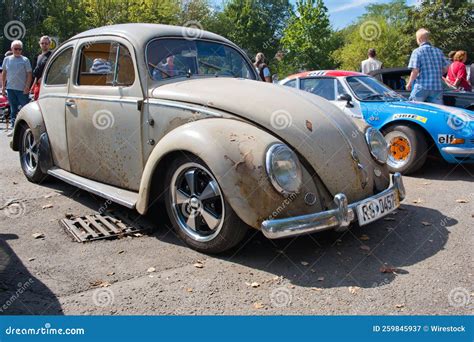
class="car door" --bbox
[66,37,144,191]
[39,42,76,171]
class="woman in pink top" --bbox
[446,50,472,91]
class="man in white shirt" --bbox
[361,48,382,74]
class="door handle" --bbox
[65,99,76,108]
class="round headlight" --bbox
[265,144,303,195]
[365,127,388,164]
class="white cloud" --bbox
[329,0,374,14]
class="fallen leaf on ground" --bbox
[455,199,469,203]
[42,204,53,209]
[44,194,53,199]
[311,287,322,292]
[117,250,124,254]
[90,280,111,288]
[251,282,260,288]
[64,213,74,219]
[359,235,370,241]
[360,245,371,251]
[107,272,115,276]
[12,181,18,185]
[186,288,193,293]
[421,221,432,226]
[253,302,264,309]
[395,304,405,308]
[288,284,295,289]
[147,267,156,273]
[349,286,360,294]
[28,258,35,261]
[317,277,325,281]
[423,182,431,185]
[380,266,398,273]
[133,233,143,237]
[32,233,45,239]
[412,198,423,204]
[300,261,309,266]
[193,263,204,269]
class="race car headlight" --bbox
[365,127,388,164]
[265,144,302,196]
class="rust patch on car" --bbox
[306,120,313,132]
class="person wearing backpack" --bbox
[254,52,271,83]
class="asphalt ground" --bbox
[0,123,472,315]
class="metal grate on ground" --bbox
[60,211,151,242]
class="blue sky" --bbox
[212,0,420,29]
[326,0,419,29]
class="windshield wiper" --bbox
[362,94,385,100]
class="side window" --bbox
[77,42,135,86]
[284,79,297,88]
[44,48,73,86]
[336,80,347,96]
[300,78,336,100]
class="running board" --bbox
[47,167,138,209]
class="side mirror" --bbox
[338,93,354,108]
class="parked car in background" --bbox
[0,90,9,125]
[280,70,474,174]
[11,24,405,253]
[369,67,474,111]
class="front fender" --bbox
[11,102,45,151]
[136,118,325,229]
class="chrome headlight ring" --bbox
[265,144,303,196]
[365,127,388,164]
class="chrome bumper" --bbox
[261,173,405,239]
[441,147,474,155]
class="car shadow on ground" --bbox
[216,204,456,289]
[34,177,456,290]
[0,234,63,314]
[411,158,473,181]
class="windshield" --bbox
[146,39,256,81]
[346,76,404,101]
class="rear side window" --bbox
[284,79,297,88]
[77,42,135,87]
[44,48,73,86]
[301,78,336,100]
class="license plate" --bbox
[356,190,399,226]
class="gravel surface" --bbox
[0,123,472,315]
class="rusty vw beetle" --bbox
[11,24,405,253]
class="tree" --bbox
[333,0,412,71]
[217,0,290,60]
[407,0,474,60]
[278,0,338,76]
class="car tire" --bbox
[383,125,427,175]
[19,124,47,183]
[164,155,248,254]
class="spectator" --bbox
[406,29,449,104]
[30,36,52,100]
[1,40,32,136]
[254,52,271,83]
[446,51,472,91]
[448,51,456,63]
[90,58,112,73]
[361,48,382,74]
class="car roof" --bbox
[67,23,234,47]
[286,70,366,80]
[369,67,411,76]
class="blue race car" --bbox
[280,70,474,174]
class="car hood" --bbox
[151,77,388,202]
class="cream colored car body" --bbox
[12,24,396,232]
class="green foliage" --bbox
[278,0,338,78]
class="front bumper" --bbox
[262,173,405,239]
[441,147,474,155]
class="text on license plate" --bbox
[356,191,399,226]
